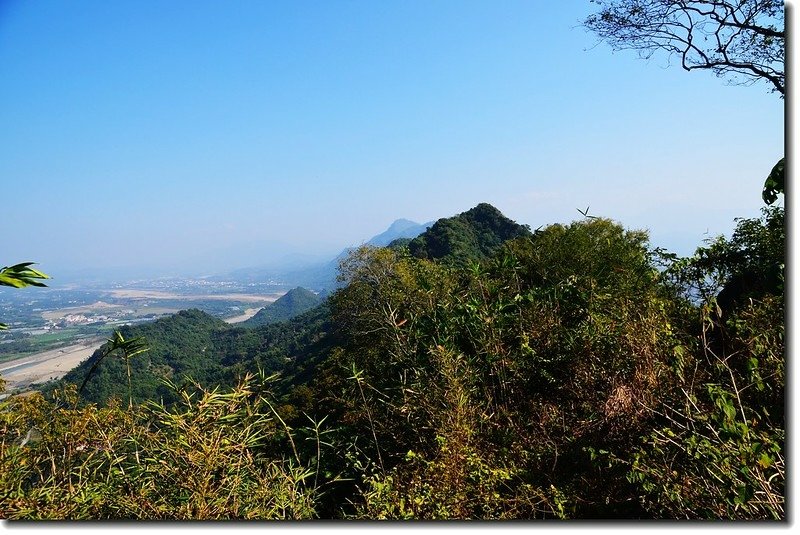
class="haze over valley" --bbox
[0,215,434,389]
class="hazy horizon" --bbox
[1,1,784,281]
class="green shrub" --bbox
[0,374,317,519]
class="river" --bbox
[0,337,106,392]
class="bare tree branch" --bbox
[584,0,784,95]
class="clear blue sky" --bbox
[0,0,785,278]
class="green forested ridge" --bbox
[1,203,784,520]
[54,309,229,406]
[51,303,333,407]
[214,302,334,391]
[400,203,531,265]
[242,287,322,327]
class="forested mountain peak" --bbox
[402,203,531,265]
[281,286,319,303]
[242,287,322,327]
[462,202,505,219]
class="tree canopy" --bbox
[401,203,531,266]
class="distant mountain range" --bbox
[225,218,433,291]
[366,219,434,247]
[223,207,530,290]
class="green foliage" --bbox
[6,204,783,519]
[615,208,786,520]
[356,346,565,520]
[0,263,50,289]
[403,203,531,265]
[0,374,318,519]
[57,310,230,406]
[77,330,149,408]
[321,218,681,517]
[762,157,785,205]
[625,297,785,519]
[228,302,334,388]
[0,262,49,330]
[1,261,50,391]
[662,206,784,311]
[316,207,784,519]
[51,303,334,409]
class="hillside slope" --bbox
[242,287,322,327]
[58,309,229,405]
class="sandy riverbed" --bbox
[108,289,283,302]
[2,297,277,393]
[224,307,263,324]
[0,338,105,391]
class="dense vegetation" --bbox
[52,310,229,406]
[50,304,333,407]
[242,287,322,327]
[0,202,785,519]
[400,203,531,265]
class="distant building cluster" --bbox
[55,313,112,327]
